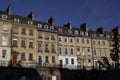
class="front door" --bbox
[12,55,17,64]
[38,56,42,66]
[59,60,63,68]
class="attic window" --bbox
[58,28,62,33]
[28,21,33,25]
[37,24,42,28]
[50,26,54,30]
[85,32,88,36]
[106,35,110,38]
[74,30,78,35]
[14,18,20,23]
[80,31,84,36]
[44,25,48,29]
[2,15,7,19]
[68,30,72,34]
[92,34,96,37]
[99,34,103,37]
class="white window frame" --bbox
[14,18,20,23]
[58,36,62,42]
[28,21,33,25]
[37,24,42,28]
[2,36,8,46]
[3,24,9,31]
[2,49,7,58]
[64,37,68,43]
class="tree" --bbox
[110,27,120,69]
[98,27,120,70]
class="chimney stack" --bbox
[27,11,34,21]
[112,26,120,35]
[64,22,72,29]
[6,4,12,15]
[80,23,88,32]
[48,17,54,25]
[97,27,104,34]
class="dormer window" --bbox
[99,34,103,37]
[74,30,78,35]
[58,28,62,33]
[106,35,110,38]
[80,31,84,36]
[2,15,7,20]
[68,30,72,34]
[50,26,54,30]
[44,25,48,29]
[92,34,96,37]
[28,21,33,25]
[14,18,20,23]
[85,32,88,36]
[37,24,42,28]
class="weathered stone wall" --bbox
[36,67,61,80]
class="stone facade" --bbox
[0,5,119,70]
[0,21,12,66]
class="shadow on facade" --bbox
[0,67,42,80]
[59,68,120,80]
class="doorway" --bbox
[12,55,17,64]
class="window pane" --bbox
[13,39,18,47]
[21,53,25,61]
[2,36,7,46]
[29,40,33,48]
[29,53,33,61]
[51,44,55,53]
[45,56,49,63]
[2,50,6,58]
[65,58,68,64]
[29,29,33,35]
[21,40,26,47]
[71,58,74,64]
[52,56,55,63]
[45,44,49,52]
[3,25,8,30]
[22,28,26,35]
[12,27,18,34]
[38,43,42,52]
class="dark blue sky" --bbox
[0,0,120,31]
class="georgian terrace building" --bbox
[0,5,119,69]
